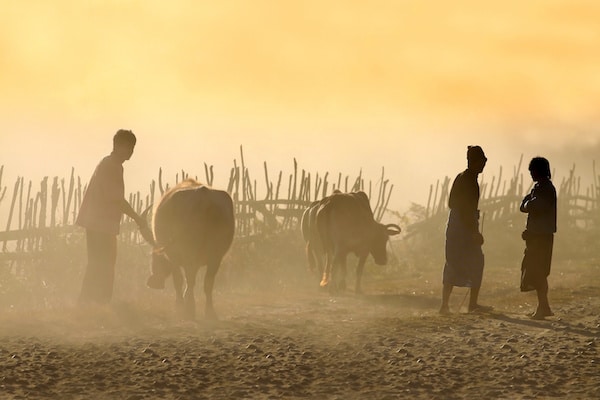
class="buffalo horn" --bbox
[141,204,153,219]
[385,223,402,235]
[138,204,156,246]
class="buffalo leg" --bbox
[355,255,367,294]
[183,267,199,319]
[204,261,220,319]
[172,266,185,315]
[306,242,316,273]
[320,252,332,288]
[333,253,348,292]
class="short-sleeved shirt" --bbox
[448,169,480,233]
[76,154,124,235]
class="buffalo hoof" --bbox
[146,274,165,289]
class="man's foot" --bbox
[531,308,554,320]
[439,306,451,315]
[468,304,493,313]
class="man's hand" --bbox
[473,232,484,246]
[520,194,533,212]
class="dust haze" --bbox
[1,1,600,398]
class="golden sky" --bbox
[1,0,599,207]
[2,1,599,124]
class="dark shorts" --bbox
[521,233,553,292]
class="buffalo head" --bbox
[370,223,401,265]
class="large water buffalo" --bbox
[313,191,401,293]
[143,179,234,319]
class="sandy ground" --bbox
[1,260,599,399]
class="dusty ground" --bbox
[1,259,599,399]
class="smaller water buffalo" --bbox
[315,191,401,293]
[144,179,234,319]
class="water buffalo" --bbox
[314,191,401,293]
[143,179,234,319]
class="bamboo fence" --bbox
[0,146,394,265]
[405,155,600,241]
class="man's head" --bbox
[467,145,487,174]
[112,129,136,162]
[529,156,551,181]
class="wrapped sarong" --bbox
[520,231,553,292]
[442,210,484,287]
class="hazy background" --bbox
[1,0,600,212]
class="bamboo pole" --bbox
[63,168,75,226]
[24,180,32,230]
[158,168,165,196]
[377,183,394,222]
[263,161,271,201]
[73,176,81,225]
[226,167,235,195]
[32,192,40,250]
[321,172,329,198]
[425,184,433,218]
[352,169,362,192]
[3,177,21,251]
[298,169,306,201]
[437,177,450,215]
[204,163,210,185]
[314,173,321,201]
[515,154,523,179]
[50,176,60,228]
[373,167,385,215]
[0,165,6,204]
[305,173,311,201]
[593,160,598,207]
[291,158,298,202]
[284,174,293,229]
[39,177,48,230]
[432,179,440,216]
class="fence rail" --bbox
[0,147,395,265]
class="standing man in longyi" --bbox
[440,145,492,314]
[76,129,151,304]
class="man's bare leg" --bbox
[532,280,553,319]
[440,284,453,314]
[468,287,493,313]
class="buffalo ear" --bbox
[385,224,401,236]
